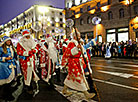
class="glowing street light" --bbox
[38,6,49,14]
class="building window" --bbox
[52,11,54,14]
[52,29,55,33]
[60,24,63,27]
[60,12,63,16]
[80,8,83,13]
[134,5,138,15]
[119,0,124,2]
[108,11,113,20]
[52,24,55,26]
[119,8,124,18]
[60,18,63,22]
[87,6,90,11]
[108,0,112,4]
[80,19,84,25]
[67,3,69,8]
[52,17,55,21]
[87,17,91,24]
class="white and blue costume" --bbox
[82,38,97,75]
[105,43,111,59]
[0,36,17,85]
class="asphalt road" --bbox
[14,57,138,102]
[91,57,138,102]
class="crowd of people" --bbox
[91,41,138,59]
[0,29,98,101]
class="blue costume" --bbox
[0,36,17,85]
[105,44,111,58]
[83,38,97,74]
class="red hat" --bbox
[64,39,68,42]
[22,29,30,37]
[46,34,51,38]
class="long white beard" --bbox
[20,37,36,51]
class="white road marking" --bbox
[91,64,138,72]
[92,59,138,64]
[98,70,134,78]
[93,78,138,91]
[120,64,138,68]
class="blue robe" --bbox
[83,39,96,74]
[105,45,111,58]
[0,46,17,85]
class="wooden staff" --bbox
[73,26,101,102]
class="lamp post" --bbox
[92,16,101,42]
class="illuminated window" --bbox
[119,8,124,18]
[108,11,113,20]
[80,19,84,25]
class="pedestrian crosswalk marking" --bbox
[93,59,138,64]
[91,64,138,72]
[98,70,134,78]
[120,64,138,68]
[93,78,138,91]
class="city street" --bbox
[17,57,138,102]
[91,57,138,102]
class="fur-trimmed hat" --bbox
[22,29,30,37]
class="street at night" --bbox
[0,0,138,102]
[15,57,138,102]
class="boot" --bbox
[83,91,95,99]
[55,68,61,82]
[62,85,72,96]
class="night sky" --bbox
[0,0,65,25]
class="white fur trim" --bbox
[92,39,96,45]
[2,57,6,62]
[71,47,79,56]
[23,51,29,56]
[23,34,30,37]
[0,68,15,85]
[4,38,11,43]
[63,44,67,48]
[40,63,45,67]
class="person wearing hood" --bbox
[0,36,17,101]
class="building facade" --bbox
[65,0,138,42]
[0,5,65,39]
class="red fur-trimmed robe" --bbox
[17,39,39,86]
[38,43,52,82]
[61,39,89,91]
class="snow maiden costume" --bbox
[0,36,17,101]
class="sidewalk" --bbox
[17,80,69,102]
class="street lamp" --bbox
[92,16,101,42]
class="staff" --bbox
[73,24,101,102]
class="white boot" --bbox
[62,85,73,96]
[83,91,95,99]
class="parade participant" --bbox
[38,39,52,82]
[61,31,95,99]
[105,42,111,59]
[17,29,39,96]
[45,34,58,86]
[62,39,69,53]
[0,36,17,101]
